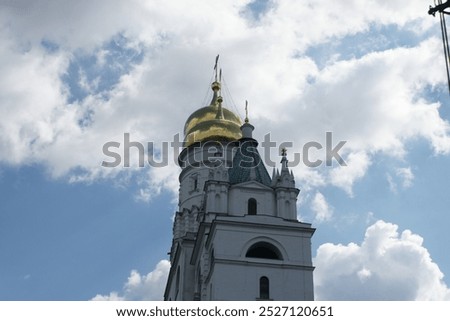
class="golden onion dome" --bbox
[183,81,242,147]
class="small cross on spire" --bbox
[245,100,249,123]
[214,54,219,82]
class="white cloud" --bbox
[328,152,371,196]
[311,191,333,222]
[292,37,448,195]
[134,164,180,203]
[92,260,170,301]
[396,167,414,188]
[0,0,449,199]
[387,167,415,193]
[387,173,397,193]
[314,220,450,300]
[0,34,70,165]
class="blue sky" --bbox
[0,0,449,300]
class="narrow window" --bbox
[248,198,257,215]
[175,266,180,296]
[215,194,221,210]
[195,267,201,300]
[259,276,270,299]
[285,200,290,215]
[193,177,198,190]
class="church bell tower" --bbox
[164,65,315,301]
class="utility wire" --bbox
[439,3,450,95]
[431,0,450,95]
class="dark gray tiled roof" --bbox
[228,139,272,187]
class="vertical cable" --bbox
[440,9,450,94]
[437,0,450,94]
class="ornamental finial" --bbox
[281,147,288,171]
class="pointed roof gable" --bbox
[228,139,272,187]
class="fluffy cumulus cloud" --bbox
[92,260,170,301]
[314,220,450,300]
[0,0,449,200]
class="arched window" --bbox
[248,198,257,215]
[246,242,282,260]
[259,276,270,299]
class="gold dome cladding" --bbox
[183,81,242,147]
